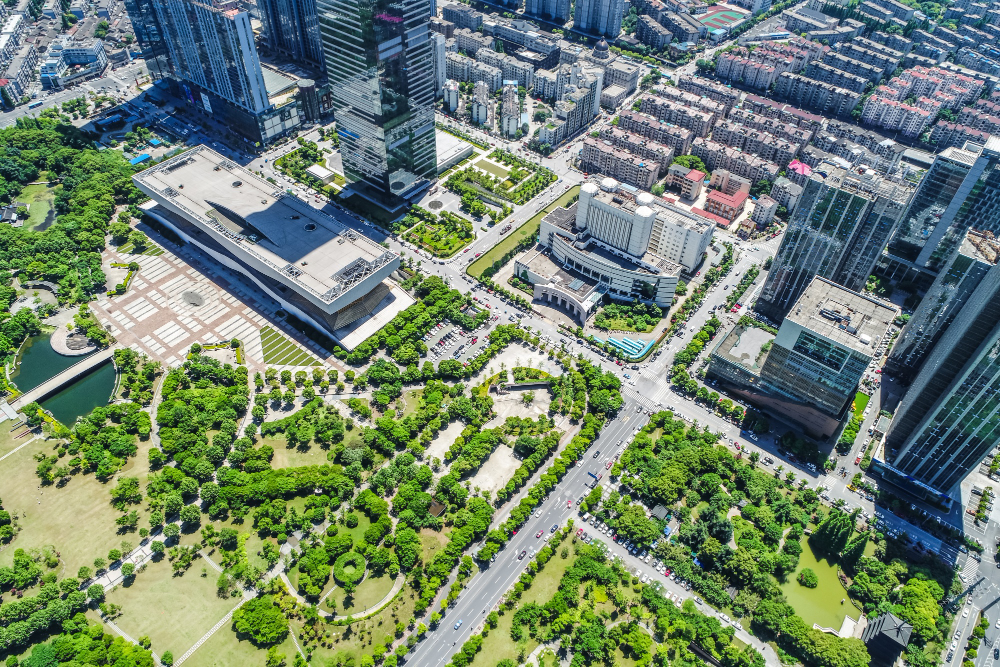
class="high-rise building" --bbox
[709,276,897,437]
[431,32,446,98]
[524,0,570,22]
[318,0,437,208]
[755,162,913,321]
[122,0,170,79]
[887,229,1000,380]
[876,250,1000,502]
[573,0,624,38]
[257,0,325,69]
[883,137,1000,283]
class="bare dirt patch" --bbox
[423,418,464,463]
[468,444,520,495]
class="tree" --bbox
[797,568,818,588]
[128,230,147,250]
[232,595,290,645]
[161,651,174,666]
[672,155,708,175]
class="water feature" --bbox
[9,333,115,425]
[779,539,858,631]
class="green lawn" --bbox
[18,183,59,230]
[853,392,870,419]
[116,241,166,256]
[322,571,396,614]
[184,613,299,667]
[259,326,320,366]
[475,159,510,180]
[467,185,578,279]
[100,555,240,659]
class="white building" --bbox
[470,81,493,129]
[500,83,520,138]
[432,32,447,99]
[444,79,460,112]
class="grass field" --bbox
[185,614,299,667]
[475,160,510,180]
[101,556,239,658]
[853,392,870,419]
[322,571,396,614]
[259,326,320,366]
[0,434,148,577]
[18,183,59,230]
[267,436,332,468]
[419,528,450,565]
[467,185,579,279]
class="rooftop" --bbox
[786,276,899,355]
[962,229,1000,264]
[685,168,706,182]
[133,146,396,306]
[706,188,748,208]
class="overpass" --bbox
[10,348,115,410]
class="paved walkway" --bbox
[279,571,406,621]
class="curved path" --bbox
[279,571,406,621]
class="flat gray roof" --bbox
[133,146,395,304]
[787,276,899,355]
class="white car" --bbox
[963,607,971,618]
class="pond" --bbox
[779,539,858,631]
[10,334,115,426]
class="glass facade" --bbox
[886,270,1000,496]
[886,149,974,265]
[258,0,326,70]
[318,0,437,205]
[756,166,911,322]
[122,0,171,80]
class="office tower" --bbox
[431,32,446,100]
[154,0,269,114]
[122,0,170,79]
[318,0,437,208]
[888,229,1000,380]
[524,0,570,22]
[573,0,624,39]
[878,254,1000,501]
[884,145,978,268]
[755,162,913,322]
[709,276,897,438]
[257,0,325,70]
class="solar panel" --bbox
[568,278,585,290]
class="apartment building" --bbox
[822,51,884,83]
[666,163,706,200]
[677,75,742,112]
[476,49,534,88]
[868,0,914,20]
[783,6,838,32]
[501,84,520,138]
[956,46,1000,77]
[659,11,705,42]
[455,28,493,56]
[651,84,727,122]
[727,107,815,144]
[581,137,660,190]
[712,120,800,166]
[616,109,694,155]
[599,127,675,175]
[470,81,493,129]
[691,137,781,182]
[861,96,933,138]
[443,79,459,112]
[957,105,1000,136]
[638,95,715,136]
[774,72,862,115]
[770,176,804,213]
[538,65,603,147]
[742,93,825,132]
[804,60,869,93]
[751,195,779,227]
[443,5,484,31]
[637,15,673,49]
[715,54,778,91]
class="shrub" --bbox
[797,568,819,588]
[334,551,366,586]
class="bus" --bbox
[28,101,42,109]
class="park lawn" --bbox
[0,435,147,578]
[475,159,510,180]
[322,571,396,614]
[307,585,415,665]
[596,317,656,334]
[853,392,869,419]
[0,420,35,458]
[467,185,578,279]
[18,183,59,230]
[264,436,332,469]
[259,326,321,367]
[183,616,299,667]
[99,555,240,658]
[419,527,450,564]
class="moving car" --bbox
[455,620,463,630]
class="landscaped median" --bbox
[467,185,580,280]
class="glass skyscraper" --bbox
[318,0,437,207]
[258,0,326,70]
[880,256,1000,501]
[755,163,913,322]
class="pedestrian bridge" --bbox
[10,348,115,410]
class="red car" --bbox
[576,528,584,536]
[475,252,481,257]
[855,455,862,465]
[536,530,544,538]
[734,442,741,450]
[567,500,572,508]
[606,461,613,469]
[875,369,882,374]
